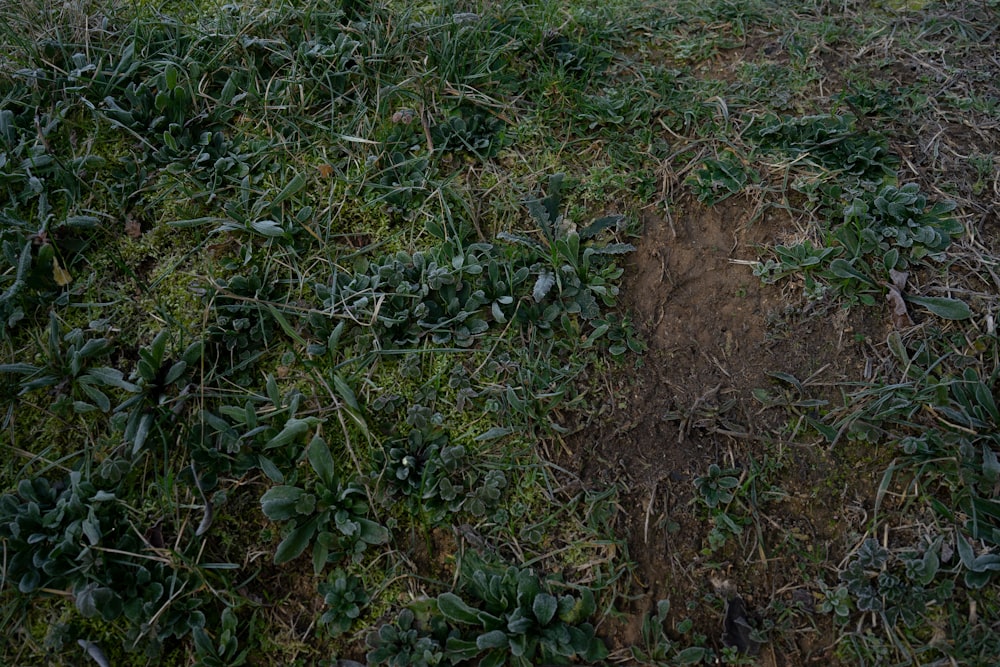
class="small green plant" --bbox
[317,569,370,636]
[370,151,433,212]
[831,536,951,640]
[205,267,281,383]
[375,424,507,524]
[686,151,756,205]
[755,182,967,313]
[499,173,634,324]
[816,581,852,623]
[169,171,311,242]
[366,608,448,667]
[0,472,123,596]
[260,434,388,573]
[0,313,132,415]
[114,328,204,454]
[0,194,102,334]
[434,558,608,667]
[752,241,840,284]
[747,113,897,189]
[192,607,250,667]
[629,599,713,665]
[694,463,740,509]
[430,106,507,158]
[315,238,503,347]
[842,182,962,267]
[584,313,646,358]
[0,469,210,656]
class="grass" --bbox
[1,0,998,664]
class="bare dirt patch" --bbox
[566,196,890,663]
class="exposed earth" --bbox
[566,196,894,664]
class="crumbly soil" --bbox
[565,196,892,664]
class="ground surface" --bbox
[2,1,999,665]
[568,199,887,663]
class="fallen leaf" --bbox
[886,287,913,328]
[885,269,913,329]
[124,215,142,239]
[391,107,416,124]
[317,163,334,178]
[52,256,72,286]
[722,595,761,656]
[890,268,908,291]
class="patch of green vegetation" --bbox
[3,0,1000,663]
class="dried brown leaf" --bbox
[890,268,909,291]
[886,285,914,329]
[124,216,142,239]
[52,257,72,286]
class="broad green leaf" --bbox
[532,593,558,625]
[312,537,330,575]
[506,612,532,634]
[326,320,344,357]
[886,331,909,366]
[965,569,993,589]
[905,295,972,320]
[589,242,636,255]
[583,633,610,660]
[476,630,509,650]
[258,456,284,483]
[133,412,154,454]
[274,518,318,564]
[264,418,310,450]
[356,517,389,544]
[164,360,187,385]
[443,637,480,661]
[271,172,307,207]
[164,63,177,89]
[768,371,802,391]
[533,272,555,302]
[491,300,506,323]
[475,427,511,442]
[478,651,507,667]
[675,646,710,663]
[249,219,285,237]
[78,383,110,412]
[581,214,623,240]
[192,627,215,657]
[85,367,138,392]
[425,219,445,239]
[437,592,481,624]
[828,259,874,285]
[265,373,280,406]
[307,435,335,488]
[266,303,307,347]
[148,330,169,368]
[260,486,310,520]
[19,569,40,593]
[332,374,360,412]
[181,340,204,366]
[76,338,110,359]
[557,588,595,624]
[954,532,1000,575]
[0,363,39,374]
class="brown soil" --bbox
[565,197,891,664]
